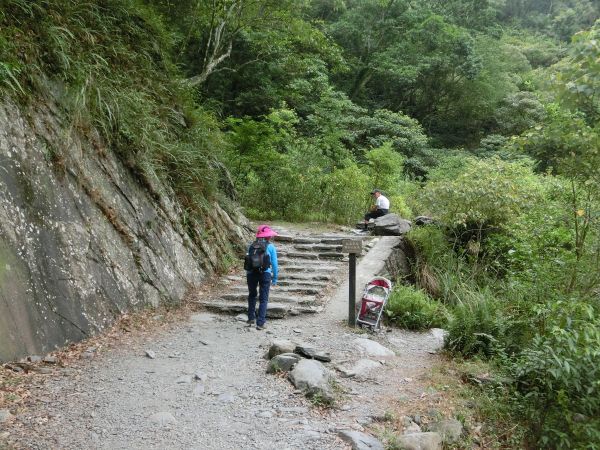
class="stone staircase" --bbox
[196,230,373,319]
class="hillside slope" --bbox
[0,1,249,361]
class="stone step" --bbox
[221,293,317,304]
[317,252,347,259]
[278,257,344,266]
[230,285,321,296]
[276,235,320,244]
[221,271,338,283]
[281,265,339,273]
[277,251,320,260]
[276,280,328,289]
[319,236,364,245]
[197,301,322,318]
[278,258,344,272]
[279,251,346,261]
[283,272,336,281]
[293,244,343,252]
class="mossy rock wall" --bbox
[0,99,249,362]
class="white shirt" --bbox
[376,195,390,210]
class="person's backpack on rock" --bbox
[244,240,271,272]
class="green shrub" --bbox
[388,194,413,219]
[444,289,506,358]
[514,305,600,449]
[321,163,370,223]
[385,284,449,330]
[421,156,543,230]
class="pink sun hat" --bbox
[256,224,278,238]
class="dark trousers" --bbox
[247,271,272,326]
[364,208,389,221]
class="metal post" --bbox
[348,252,356,327]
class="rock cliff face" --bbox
[0,99,249,362]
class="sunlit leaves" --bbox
[421,157,543,228]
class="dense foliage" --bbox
[2,0,600,448]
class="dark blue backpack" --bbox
[244,240,271,272]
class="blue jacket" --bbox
[247,240,278,283]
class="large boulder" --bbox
[414,216,435,226]
[353,338,395,357]
[395,432,442,450]
[288,359,334,403]
[267,353,301,373]
[372,214,412,236]
[268,339,296,359]
[428,419,463,444]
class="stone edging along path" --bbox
[1,226,448,450]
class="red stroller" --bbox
[356,277,393,330]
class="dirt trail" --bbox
[2,227,443,450]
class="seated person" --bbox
[364,189,390,225]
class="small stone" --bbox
[267,354,301,374]
[217,392,236,403]
[401,416,413,427]
[145,350,156,359]
[235,314,248,322]
[149,412,176,426]
[194,371,208,382]
[337,430,384,450]
[176,375,193,384]
[341,359,380,378]
[278,407,309,414]
[43,356,58,364]
[428,419,463,444]
[0,410,13,423]
[268,340,296,359]
[193,384,205,397]
[357,417,373,426]
[405,422,422,433]
[294,346,316,359]
[293,329,302,334]
[314,352,332,363]
[352,338,395,357]
[396,432,442,450]
[28,355,42,363]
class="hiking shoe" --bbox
[246,319,255,326]
[256,324,266,330]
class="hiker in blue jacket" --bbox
[245,224,278,330]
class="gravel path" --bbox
[2,231,444,449]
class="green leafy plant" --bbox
[514,304,600,449]
[385,284,449,331]
[444,290,506,358]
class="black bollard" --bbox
[348,252,356,327]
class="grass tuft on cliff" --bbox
[0,0,227,231]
